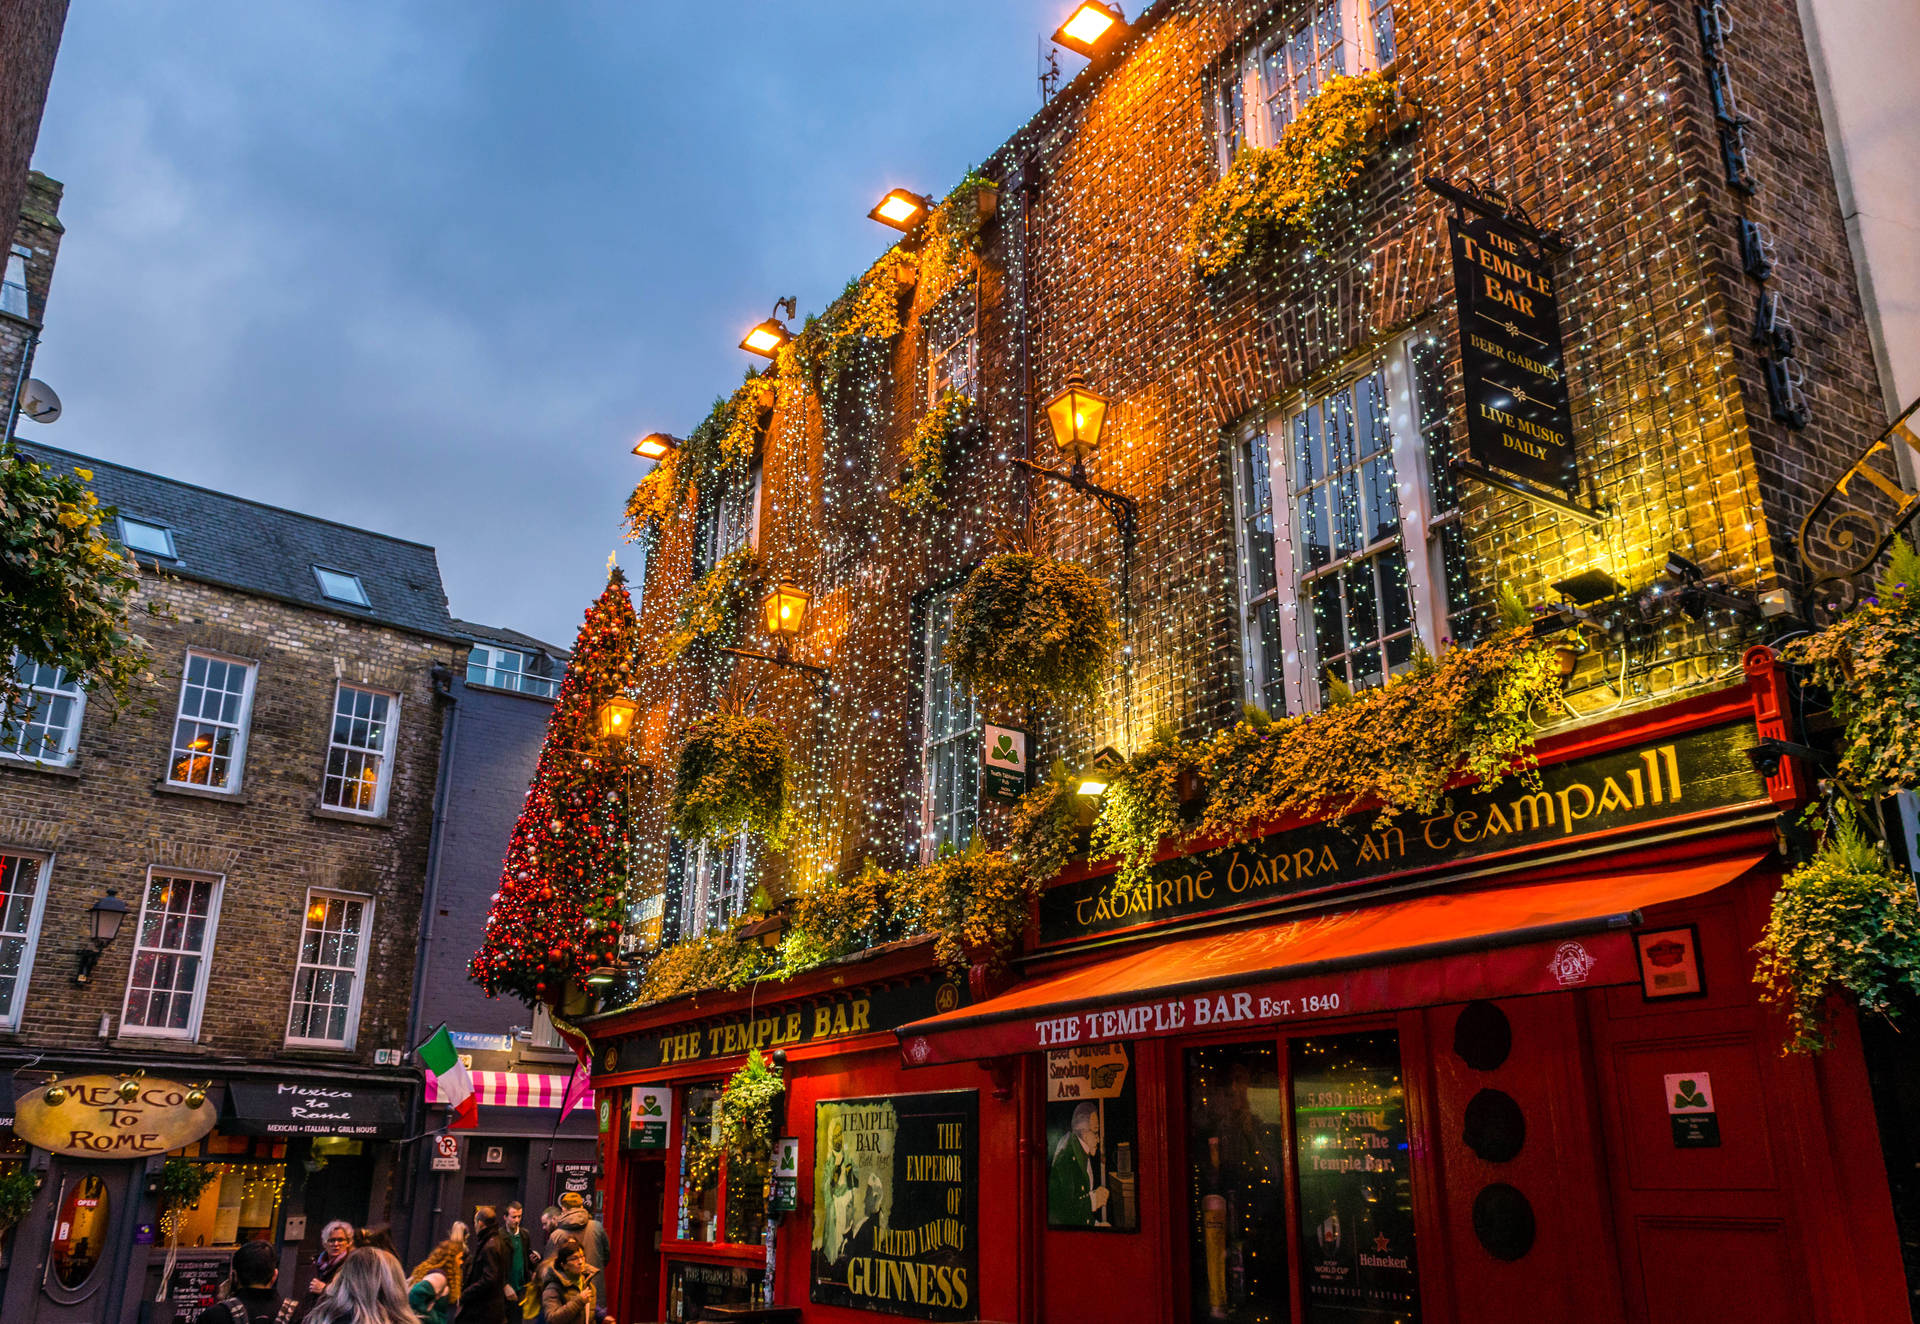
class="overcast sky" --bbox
[21,3,1069,646]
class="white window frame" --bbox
[466,643,559,698]
[919,583,981,862]
[1230,422,1287,717]
[927,283,979,406]
[1214,0,1397,170]
[2,653,86,767]
[119,869,224,1041]
[0,849,53,1031]
[321,683,399,817]
[313,566,369,606]
[118,516,177,560]
[1,245,28,319]
[1238,333,1452,716]
[679,838,748,937]
[165,649,257,793]
[284,888,372,1049]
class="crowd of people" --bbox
[193,1192,612,1324]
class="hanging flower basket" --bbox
[717,1050,786,1167]
[671,712,793,846]
[946,553,1117,709]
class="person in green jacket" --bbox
[407,1270,450,1324]
[501,1202,534,1315]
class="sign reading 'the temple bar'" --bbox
[1448,208,1578,496]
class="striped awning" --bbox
[426,1070,574,1110]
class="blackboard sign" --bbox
[812,1091,978,1320]
[1448,208,1577,497]
[166,1253,232,1311]
[1292,1033,1419,1324]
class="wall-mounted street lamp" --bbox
[721,584,830,683]
[869,188,933,233]
[593,695,640,742]
[631,433,679,462]
[739,297,798,359]
[1017,370,1138,611]
[73,888,128,985]
[1052,1,1129,57]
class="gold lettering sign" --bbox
[15,1076,217,1158]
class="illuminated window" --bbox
[285,890,370,1047]
[0,851,51,1030]
[918,582,980,861]
[676,1084,768,1248]
[121,871,222,1039]
[166,651,256,792]
[1215,0,1397,168]
[927,281,978,405]
[2,652,85,766]
[677,838,749,938]
[1233,331,1459,713]
[161,1160,287,1249]
[321,684,397,815]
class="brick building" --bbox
[0,0,65,287]
[2,170,63,443]
[0,439,467,1324]
[575,1,1913,1322]
[403,621,598,1264]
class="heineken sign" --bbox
[601,974,965,1074]
[1039,724,1769,948]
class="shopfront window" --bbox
[161,1159,288,1249]
[675,1085,769,1247]
[49,1174,111,1289]
[1186,1044,1288,1323]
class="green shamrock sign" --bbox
[990,733,1017,764]
[1672,1079,1708,1110]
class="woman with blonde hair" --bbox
[302,1248,415,1324]
[407,1222,467,1309]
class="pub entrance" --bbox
[9,1155,148,1324]
[1171,1026,1416,1324]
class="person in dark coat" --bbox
[291,1221,356,1323]
[197,1240,296,1324]
[536,1235,596,1324]
[455,1206,515,1324]
[544,1193,608,1272]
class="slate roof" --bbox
[18,440,462,642]
[452,619,570,660]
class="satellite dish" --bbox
[21,378,60,424]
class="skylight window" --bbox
[119,517,177,560]
[313,567,370,606]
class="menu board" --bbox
[1291,1033,1419,1323]
[811,1091,977,1320]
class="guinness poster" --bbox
[812,1091,978,1320]
[1448,209,1577,497]
[1292,1033,1419,1324]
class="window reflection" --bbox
[1186,1044,1288,1323]
[50,1174,111,1289]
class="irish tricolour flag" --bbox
[417,1024,478,1129]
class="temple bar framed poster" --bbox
[811,1090,978,1320]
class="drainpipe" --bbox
[4,328,39,449]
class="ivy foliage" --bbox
[947,553,1118,709]
[1185,72,1399,277]
[0,450,151,740]
[1784,552,1920,796]
[660,547,758,663]
[671,712,793,846]
[717,1050,786,1169]
[1089,726,1189,890]
[892,838,1030,973]
[624,374,768,542]
[1756,812,1920,1053]
[0,1165,36,1231]
[781,858,903,973]
[891,390,973,515]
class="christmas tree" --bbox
[471,568,644,1004]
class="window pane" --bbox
[123,875,216,1034]
[921,587,980,858]
[322,687,392,812]
[1186,1043,1288,1322]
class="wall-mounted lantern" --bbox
[1052,2,1129,57]
[593,695,639,741]
[1042,370,1113,465]
[868,188,932,232]
[73,889,128,985]
[739,297,798,359]
[631,433,679,462]
[721,584,830,683]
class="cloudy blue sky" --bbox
[21,3,1072,646]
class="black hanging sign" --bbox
[811,1090,978,1320]
[1428,177,1596,520]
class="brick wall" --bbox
[625,0,1883,913]
[0,0,65,256]
[0,571,452,1066]
[1,171,63,423]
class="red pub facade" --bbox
[570,0,1916,1319]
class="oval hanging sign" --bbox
[14,1076,217,1158]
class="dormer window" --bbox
[119,517,177,560]
[1,246,28,319]
[313,567,369,606]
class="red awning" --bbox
[898,853,1764,1065]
